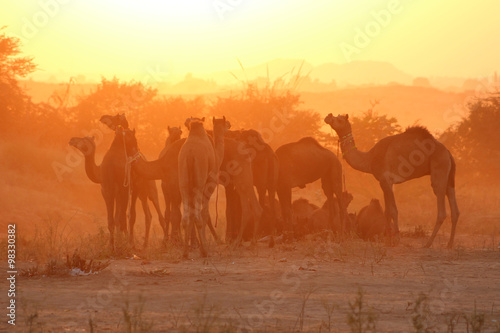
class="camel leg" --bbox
[225,185,236,242]
[446,186,460,249]
[277,187,293,235]
[425,192,447,248]
[102,188,115,250]
[234,194,251,245]
[250,189,263,244]
[181,198,192,259]
[267,187,277,247]
[381,182,399,243]
[129,191,138,247]
[161,182,171,241]
[148,181,166,241]
[171,198,182,244]
[140,197,152,248]
[198,198,209,258]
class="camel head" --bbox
[167,126,182,141]
[184,116,205,131]
[324,113,352,137]
[212,116,230,138]
[100,113,129,131]
[239,129,266,150]
[69,136,96,156]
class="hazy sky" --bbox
[2,0,499,82]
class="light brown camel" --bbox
[178,117,217,258]
[325,114,459,248]
[276,137,345,236]
[310,191,354,233]
[356,199,386,241]
[69,135,165,247]
[212,123,263,245]
[99,114,167,245]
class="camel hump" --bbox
[298,137,324,148]
[404,126,434,138]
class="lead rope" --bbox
[121,129,133,223]
[215,169,220,228]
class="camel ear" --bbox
[91,136,95,141]
[201,117,205,122]
[168,126,171,130]
[226,121,231,130]
[345,114,349,120]
[212,117,215,124]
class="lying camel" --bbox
[356,199,386,241]
[310,192,354,234]
[292,198,319,236]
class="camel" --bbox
[215,130,263,245]
[237,130,279,241]
[79,127,131,249]
[325,113,460,248]
[291,198,319,235]
[159,126,182,158]
[178,117,217,258]
[158,126,183,242]
[356,199,386,241]
[276,137,345,236]
[69,135,165,247]
[99,114,167,245]
[310,191,354,234]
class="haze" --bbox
[2,0,499,82]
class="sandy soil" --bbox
[4,235,500,332]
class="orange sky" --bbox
[1,0,499,82]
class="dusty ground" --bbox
[3,234,500,333]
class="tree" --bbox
[349,101,401,151]
[441,92,500,180]
[0,28,36,135]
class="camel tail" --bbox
[448,153,456,188]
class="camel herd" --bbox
[69,112,459,258]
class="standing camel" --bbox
[178,117,217,258]
[99,114,166,245]
[237,130,279,241]
[69,136,165,247]
[324,113,459,248]
[213,125,263,245]
[276,137,345,236]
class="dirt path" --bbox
[4,237,500,332]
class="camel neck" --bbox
[213,133,225,169]
[340,131,372,174]
[84,151,101,183]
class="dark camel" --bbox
[276,137,345,236]
[325,113,459,248]
[69,135,165,247]
[310,191,354,234]
[356,199,386,241]
[99,114,166,245]
[212,122,263,245]
[158,126,183,242]
[237,130,279,241]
